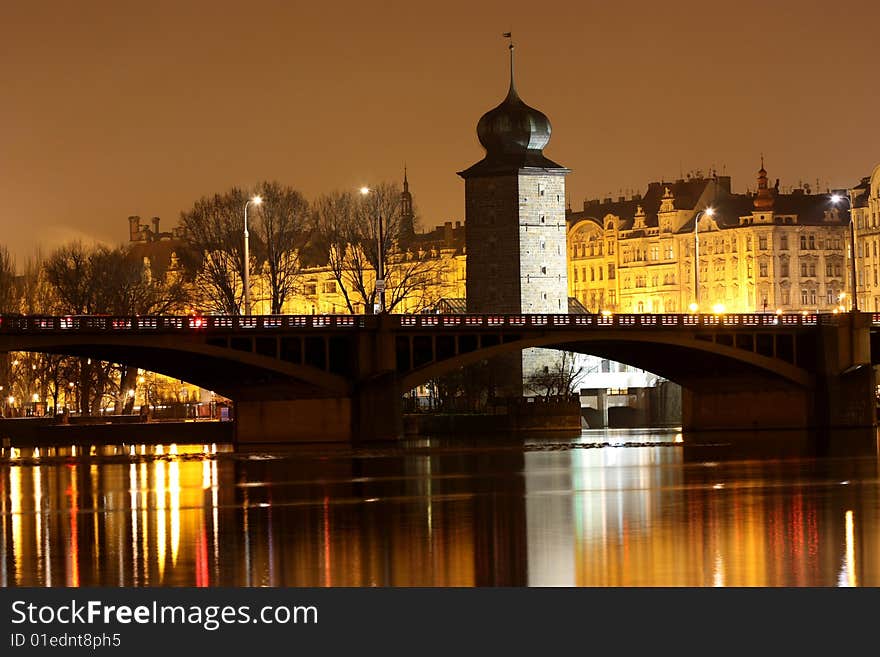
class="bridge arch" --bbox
[0,334,351,399]
[399,330,813,392]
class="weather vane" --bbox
[503,32,513,50]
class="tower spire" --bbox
[503,32,517,98]
[403,164,408,192]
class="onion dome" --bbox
[476,58,552,156]
[459,42,567,178]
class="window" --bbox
[609,290,616,306]
[608,264,616,280]
[780,235,789,250]
[801,235,807,250]
[747,261,754,277]
[590,268,595,281]
[322,281,337,294]
[305,283,317,296]
[759,262,768,277]
[573,269,579,283]
[759,236,768,250]
[809,235,816,249]
[664,245,674,259]
[746,236,753,251]
[598,268,603,281]
[801,263,807,277]
[782,289,790,305]
[809,263,816,277]
[810,289,817,305]
[801,289,808,305]
[781,261,789,277]
[650,246,659,261]
[834,264,841,277]
[826,263,833,277]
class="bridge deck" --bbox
[0,311,858,334]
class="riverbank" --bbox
[0,417,233,446]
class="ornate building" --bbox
[567,163,852,314]
[851,164,880,311]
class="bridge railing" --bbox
[0,312,827,333]
[396,312,819,329]
[0,314,370,332]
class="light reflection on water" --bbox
[0,430,879,586]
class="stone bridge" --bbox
[0,312,875,441]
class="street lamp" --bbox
[831,193,858,312]
[243,195,263,316]
[693,207,715,311]
[359,186,385,313]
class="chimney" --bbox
[151,217,160,238]
[455,220,461,229]
[128,216,142,242]
[444,221,453,244]
[618,196,625,202]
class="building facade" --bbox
[851,164,880,311]
[567,163,852,314]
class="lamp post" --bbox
[359,186,385,313]
[831,192,859,312]
[243,195,263,316]
[692,207,715,311]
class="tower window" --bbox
[540,215,545,224]
[541,266,547,274]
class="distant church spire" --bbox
[400,165,414,243]
[754,156,775,210]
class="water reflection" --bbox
[0,432,879,586]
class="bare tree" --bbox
[525,352,585,400]
[0,246,18,314]
[312,191,361,313]
[178,188,248,314]
[43,242,191,415]
[252,181,310,314]
[312,182,444,314]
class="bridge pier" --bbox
[234,374,403,444]
[682,377,814,431]
[235,398,353,443]
[683,314,876,432]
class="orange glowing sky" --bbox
[1,0,877,264]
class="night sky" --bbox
[2,0,877,265]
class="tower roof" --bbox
[459,41,568,179]
[754,157,775,210]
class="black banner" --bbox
[0,587,871,655]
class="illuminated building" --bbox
[850,164,880,310]
[566,162,851,314]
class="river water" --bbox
[1,428,879,587]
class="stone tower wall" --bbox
[517,172,569,313]
[464,175,522,313]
